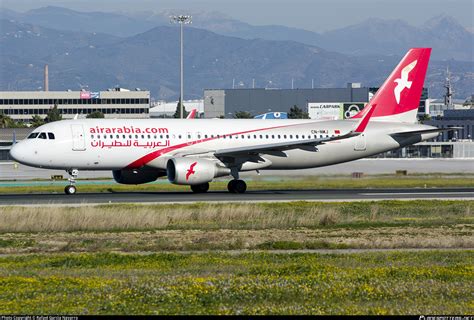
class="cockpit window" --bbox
[27,132,39,139]
[38,132,47,139]
[47,132,55,140]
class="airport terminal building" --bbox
[0,88,150,121]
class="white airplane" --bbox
[10,48,451,195]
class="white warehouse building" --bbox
[0,88,150,121]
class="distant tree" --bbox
[0,111,12,128]
[45,104,62,123]
[173,101,189,119]
[233,111,253,119]
[418,114,431,123]
[86,111,105,119]
[288,105,309,119]
[30,115,45,127]
[0,111,25,128]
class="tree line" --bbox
[0,103,309,128]
[0,104,105,128]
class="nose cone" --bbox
[9,142,25,164]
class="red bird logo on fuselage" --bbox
[186,162,197,180]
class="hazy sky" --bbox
[2,0,473,32]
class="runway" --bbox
[1,187,474,205]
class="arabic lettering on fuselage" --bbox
[90,139,170,149]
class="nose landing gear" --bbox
[64,169,79,195]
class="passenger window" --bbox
[27,132,39,139]
[48,132,55,139]
[38,132,47,139]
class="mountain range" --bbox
[0,6,472,100]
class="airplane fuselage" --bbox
[11,118,438,171]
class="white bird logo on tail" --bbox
[393,60,417,104]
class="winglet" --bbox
[354,104,376,133]
[186,109,197,119]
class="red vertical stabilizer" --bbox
[352,48,431,123]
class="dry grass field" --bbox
[0,200,472,314]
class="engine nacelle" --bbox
[167,158,230,185]
[113,167,165,185]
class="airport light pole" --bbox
[170,15,192,118]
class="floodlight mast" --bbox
[170,15,192,119]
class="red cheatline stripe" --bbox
[125,122,310,169]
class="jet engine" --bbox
[167,158,230,185]
[112,167,165,185]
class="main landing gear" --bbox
[227,179,247,193]
[64,169,79,195]
[190,182,210,193]
[227,167,246,193]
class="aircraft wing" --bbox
[215,104,376,158]
[214,132,358,158]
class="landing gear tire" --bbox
[227,179,247,194]
[64,185,77,195]
[65,168,79,195]
[191,182,210,193]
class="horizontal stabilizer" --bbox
[391,127,463,137]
